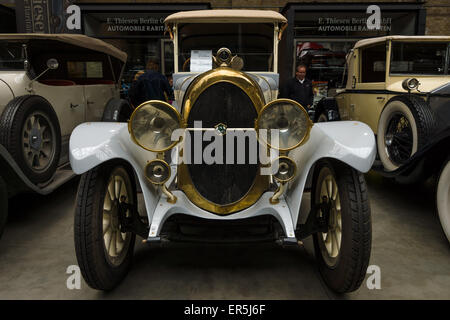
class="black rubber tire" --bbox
[102,98,133,122]
[74,162,137,290]
[312,159,372,293]
[0,176,8,239]
[436,156,450,243]
[0,95,61,184]
[377,95,435,171]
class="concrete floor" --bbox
[0,171,448,299]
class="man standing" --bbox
[280,64,314,109]
[128,58,174,107]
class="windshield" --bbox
[390,41,450,75]
[178,23,274,72]
[0,41,26,70]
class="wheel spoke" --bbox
[108,182,115,201]
[108,230,115,256]
[327,178,332,198]
[115,178,122,199]
[103,220,111,236]
[331,231,339,257]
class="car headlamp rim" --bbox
[128,100,183,153]
[144,158,171,185]
[255,98,313,151]
[272,156,297,183]
[402,78,420,91]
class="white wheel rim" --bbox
[317,167,342,267]
[437,160,450,242]
[103,169,132,266]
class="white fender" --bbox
[286,121,376,225]
[69,122,161,221]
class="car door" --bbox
[351,42,388,132]
[34,80,85,165]
[84,82,117,122]
[79,59,118,122]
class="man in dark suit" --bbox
[128,58,173,108]
[280,64,314,109]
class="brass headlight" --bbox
[272,156,297,182]
[129,100,182,152]
[256,99,312,151]
[145,159,171,185]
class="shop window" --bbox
[360,43,386,83]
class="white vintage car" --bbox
[70,10,376,293]
[0,34,130,238]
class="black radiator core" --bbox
[185,82,259,205]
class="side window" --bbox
[360,43,386,83]
[67,61,104,79]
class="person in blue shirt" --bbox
[128,58,174,108]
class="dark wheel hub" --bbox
[385,113,413,165]
[29,127,42,150]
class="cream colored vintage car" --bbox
[70,10,377,292]
[316,36,450,242]
[0,34,130,238]
[319,36,450,171]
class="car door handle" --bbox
[377,97,385,100]
[70,103,79,109]
[87,100,95,105]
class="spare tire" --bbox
[0,95,61,184]
[377,95,435,171]
[102,98,133,122]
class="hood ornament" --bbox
[215,123,227,135]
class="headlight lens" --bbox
[145,159,171,184]
[256,99,312,151]
[129,100,182,152]
[272,157,297,182]
[402,78,420,91]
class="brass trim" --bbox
[255,98,313,151]
[128,100,184,153]
[144,159,171,185]
[162,185,177,203]
[272,156,297,183]
[178,68,269,215]
[178,162,269,215]
[182,67,266,123]
[270,182,286,204]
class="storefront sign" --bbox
[84,13,168,37]
[317,16,392,33]
[15,0,80,33]
[16,0,51,33]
